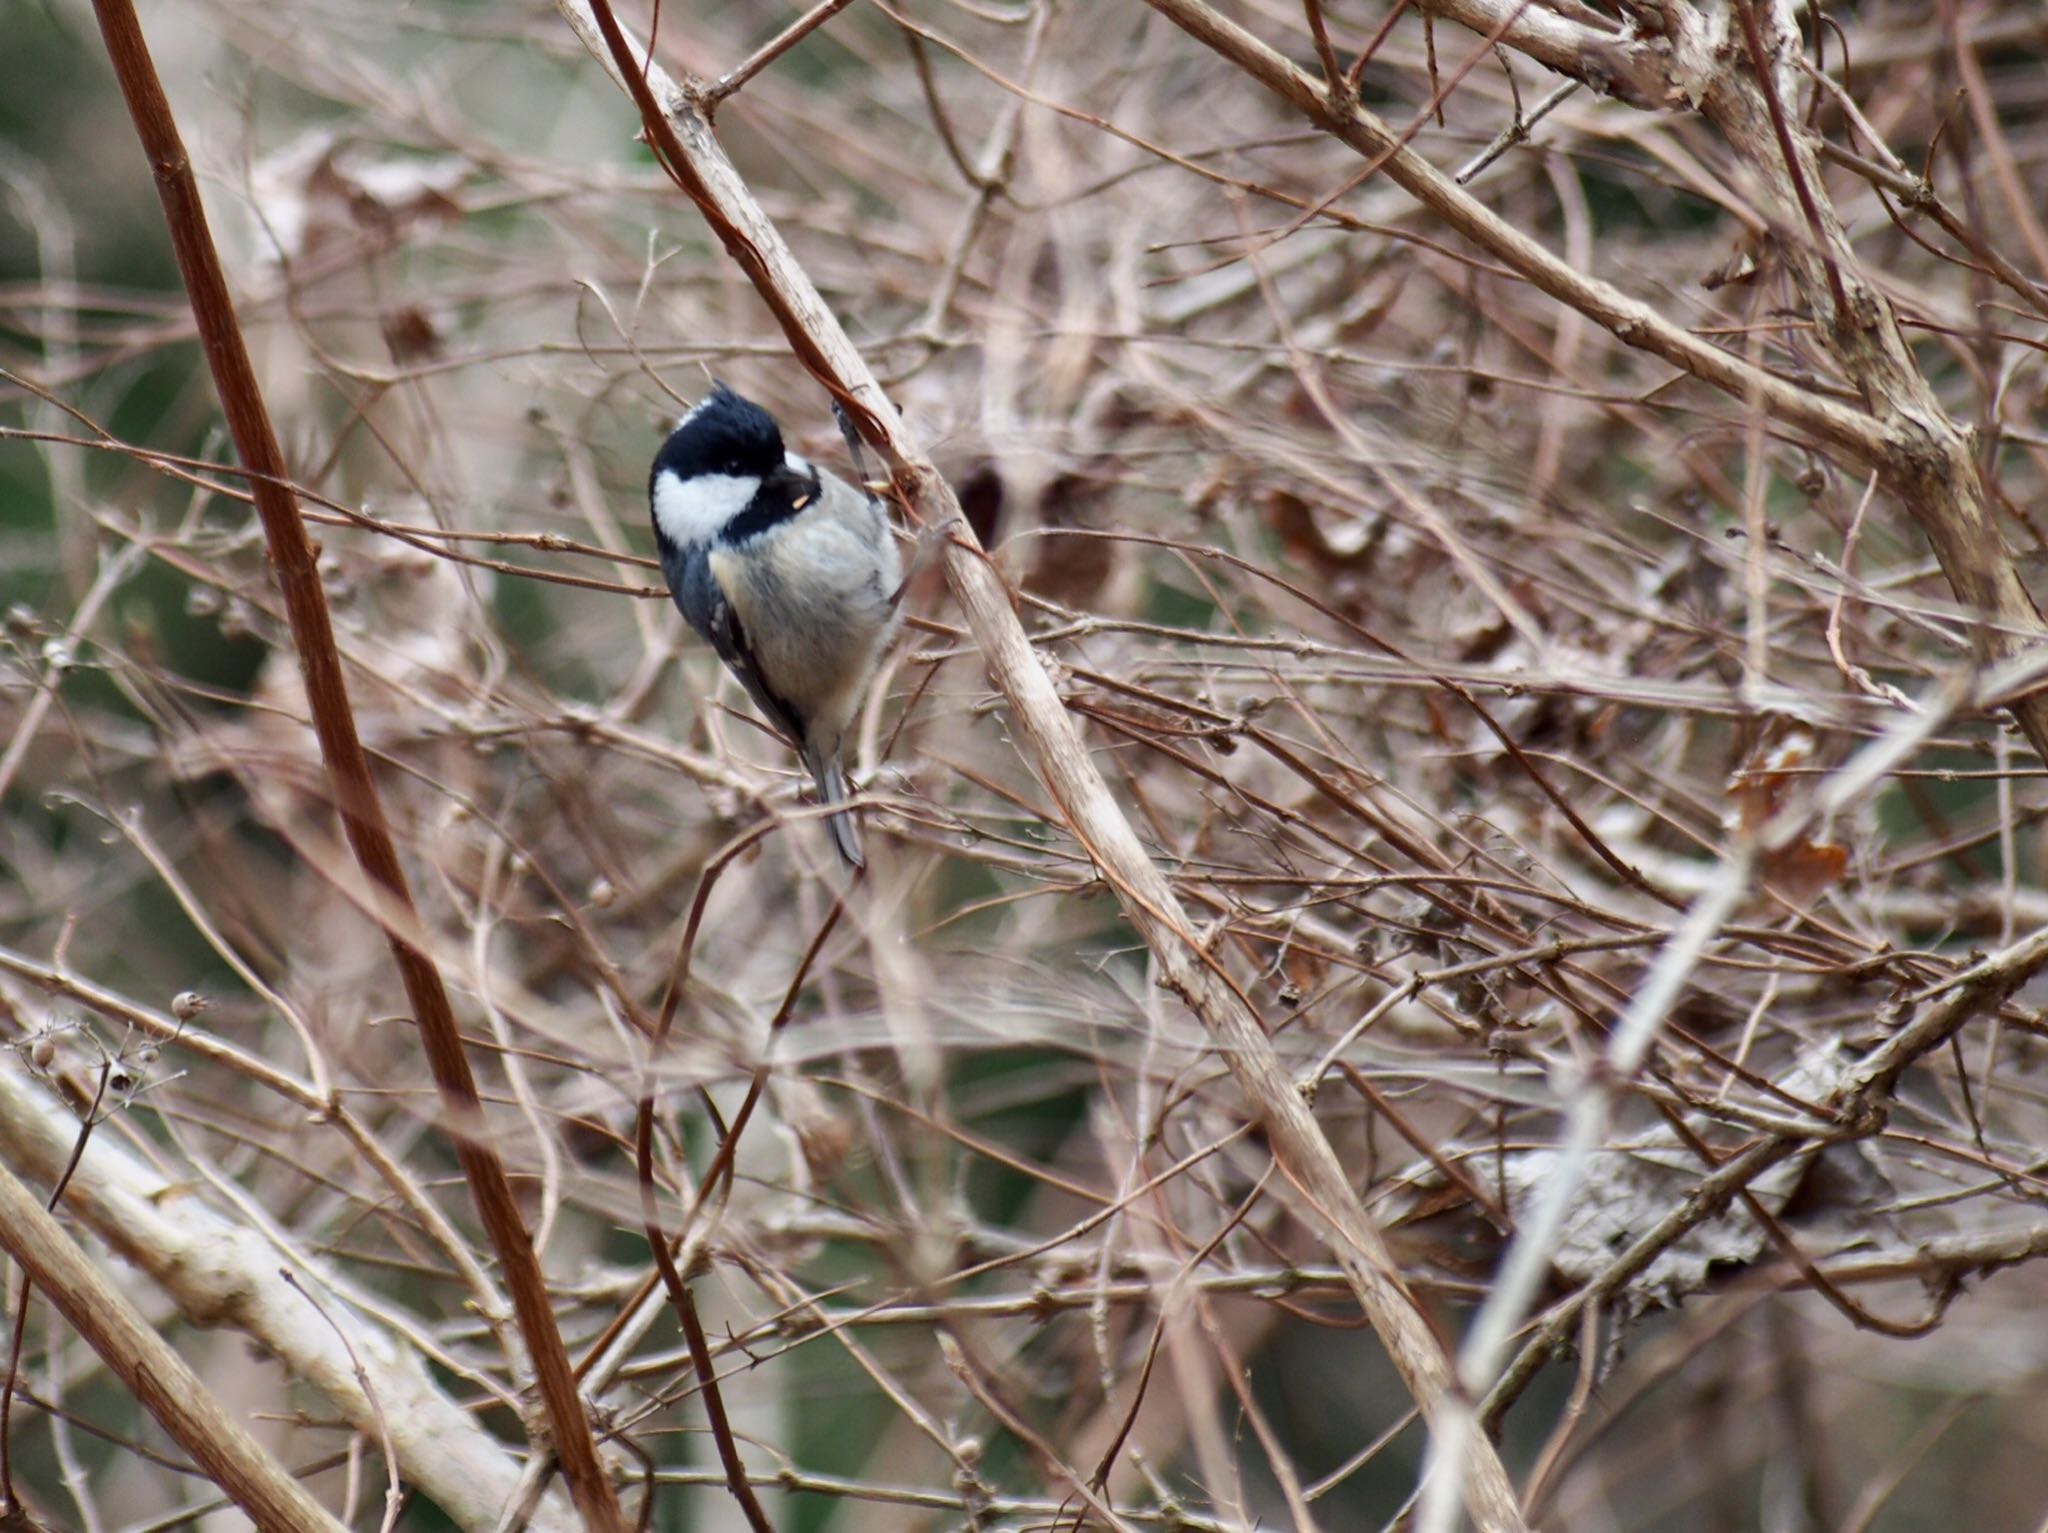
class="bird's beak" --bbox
[766,462,815,510]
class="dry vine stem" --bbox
[84,2,624,1527]
[556,2,1528,1529]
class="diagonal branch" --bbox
[0,1061,579,1533]
[555,2,1527,1529]
[0,1148,345,1533]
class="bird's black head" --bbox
[650,384,786,492]
[649,383,817,552]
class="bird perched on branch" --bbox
[648,384,901,867]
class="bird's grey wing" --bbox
[671,545,806,747]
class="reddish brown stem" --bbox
[1732,0,1851,328]
[84,3,622,1527]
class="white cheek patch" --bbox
[785,452,811,477]
[652,470,759,546]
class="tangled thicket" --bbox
[3,1,2048,1529]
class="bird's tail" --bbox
[804,747,866,869]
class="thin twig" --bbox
[704,0,858,111]
[1454,78,1578,184]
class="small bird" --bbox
[649,384,902,867]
